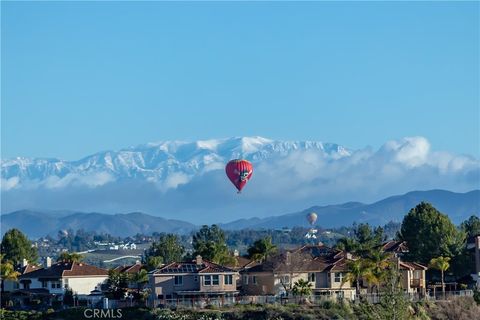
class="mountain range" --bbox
[2,189,478,238]
[2,136,479,223]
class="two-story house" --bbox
[241,245,356,300]
[380,241,427,294]
[149,255,238,307]
[17,261,109,296]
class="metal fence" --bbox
[150,290,475,308]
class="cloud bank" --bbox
[1,137,478,223]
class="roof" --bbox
[244,247,351,274]
[113,263,144,274]
[399,261,427,270]
[19,262,108,279]
[224,256,259,271]
[381,241,409,253]
[153,260,236,275]
[17,264,42,275]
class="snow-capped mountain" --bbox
[1,136,351,189]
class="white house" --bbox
[17,261,109,296]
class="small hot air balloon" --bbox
[225,159,253,193]
[306,212,317,226]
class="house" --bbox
[240,245,356,300]
[149,255,239,307]
[1,259,42,293]
[379,241,427,294]
[17,261,109,296]
[113,261,145,289]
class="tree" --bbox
[429,256,450,298]
[146,234,184,265]
[106,269,129,299]
[398,202,464,264]
[192,225,235,265]
[145,256,163,271]
[0,229,38,265]
[335,223,384,257]
[1,254,21,291]
[130,269,149,293]
[247,237,277,262]
[343,258,372,296]
[365,249,390,294]
[292,278,313,302]
[461,215,480,238]
[57,252,84,263]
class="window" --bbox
[42,281,48,288]
[308,273,316,283]
[204,275,212,286]
[252,276,257,284]
[224,275,233,285]
[212,275,219,285]
[14,282,19,289]
[174,276,183,286]
[194,276,198,282]
[243,275,249,285]
[282,275,290,284]
[334,272,344,283]
[51,281,61,289]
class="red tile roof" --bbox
[19,262,108,279]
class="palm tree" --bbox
[429,256,450,298]
[57,252,84,263]
[366,249,390,294]
[247,237,278,262]
[292,278,313,297]
[130,269,149,293]
[342,258,372,297]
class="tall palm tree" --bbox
[429,256,450,298]
[366,249,390,294]
[342,258,372,297]
[248,237,278,262]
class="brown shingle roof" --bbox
[113,263,144,274]
[244,246,352,274]
[381,241,409,253]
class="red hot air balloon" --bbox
[225,159,253,193]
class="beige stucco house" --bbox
[241,245,356,300]
[149,255,239,307]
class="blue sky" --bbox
[2,2,479,160]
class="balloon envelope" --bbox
[306,212,317,225]
[225,159,253,192]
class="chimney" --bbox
[196,255,203,265]
[234,249,239,257]
[22,258,28,267]
[46,257,52,268]
[285,252,291,266]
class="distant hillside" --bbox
[1,190,478,238]
[0,210,196,238]
[220,190,480,230]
